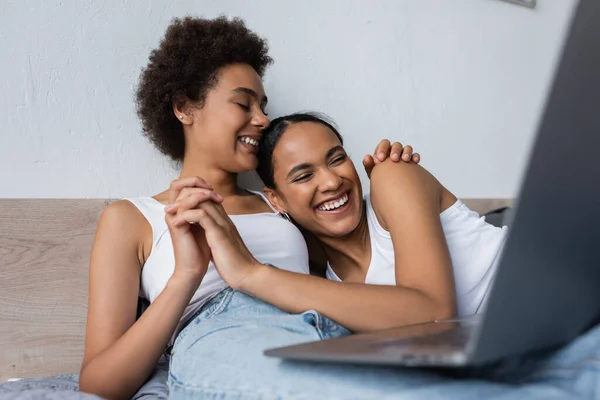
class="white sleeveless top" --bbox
[326,194,508,316]
[125,190,310,344]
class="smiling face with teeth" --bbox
[182,63,270,173]
[264,121,364,238]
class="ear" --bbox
[263,187,287,214]
[172,95,193,125]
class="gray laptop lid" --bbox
[472,0,600,364]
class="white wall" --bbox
[0,0,576,198]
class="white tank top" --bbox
[125,190,310,344]
[326,194,508,316]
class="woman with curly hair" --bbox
[78,16,415,399]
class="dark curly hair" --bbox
[135,16,273,161]
[257,112,344,189]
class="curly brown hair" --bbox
[135,16,273,161]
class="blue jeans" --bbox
[168,288,600,399]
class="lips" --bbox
[238,136,259,147]
[313,191,354,217]
[237,135,259,154]
[316,193,349,211]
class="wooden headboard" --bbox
[0,198,511,381]
[0,200,109,381]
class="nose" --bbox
[252,110,270,131]
[318,168,343,193]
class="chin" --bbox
[325,228,354,238]
[320,217,361,238]
[230,155,258,173]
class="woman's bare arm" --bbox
[241,161,455,330]
[172,162,457,332]
[370,159,457,319]
[79,201,200,400]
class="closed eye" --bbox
[292,173,313,183]
[329,155,346,165]
[236,103,250,111]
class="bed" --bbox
[0,198,512,397]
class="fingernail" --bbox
[403,154,410,161]
[391,153,400,161]
[378,152,385,160]
[165,204,176,212]
[216,194,223,201]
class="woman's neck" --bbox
[318,201,372,278]
[178,156,241,198]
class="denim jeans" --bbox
[168,287,600,399]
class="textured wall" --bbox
[0,0,576,198]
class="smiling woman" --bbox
[262,122,365,238]
[135,17,272,166]
[77,16,308,400]
[256,113,505,316]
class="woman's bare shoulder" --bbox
[94,200,153,265]
[370,159,439,189]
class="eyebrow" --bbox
[286,163,312,180]
[326,145,345,159]
[232,87,268,107]
[286,146,345,179]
